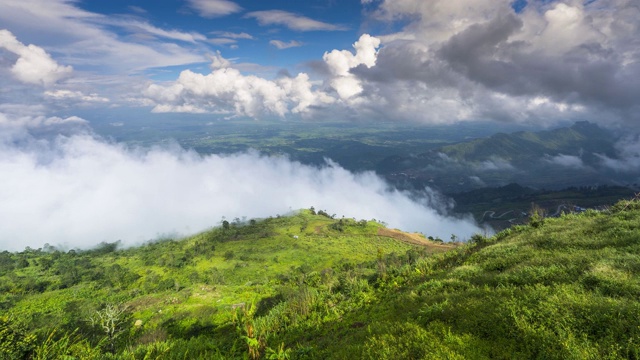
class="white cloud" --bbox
[468,175,486,186]
[44,90,109,103]
[544,154,585,169]
[209,50,231,69]
[270,40,303,49]
[0,0,205,74]
[116,20,207,43]
[211,31,254,40]
[475,158,515,171]
[597,136,640,172]
[246,10,346,31]
[0,29,72,86]
[0,117,481,251]
[339,0,640,126]
[0,112,88,137]
[143,53,334,118]
[142,34,385,117]
[208,32,254,46]
[323,34,381,100]
[208,38,238,46]
[187,0,242,18]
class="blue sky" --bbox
[77,0,367,75]
[0,0,638,125]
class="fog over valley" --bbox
[0,0,639,250]
[0,116,481,251]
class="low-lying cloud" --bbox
[544,154,585,169]
[597,136,640,173]
[0,121,481,251]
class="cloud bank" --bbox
[143,53,335,117]
[0,116,481,252]
[142,35,381,118]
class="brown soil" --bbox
[377,228,457,251]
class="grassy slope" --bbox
[284,200,640,359]
[3,201,640,359]
[0,211,453,359]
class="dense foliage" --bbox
[2,200,640,359]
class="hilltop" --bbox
[0,210,453,359]
[2,201,640,359]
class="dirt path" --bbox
[377,228,457,250]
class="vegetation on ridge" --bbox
[2,200,640,359]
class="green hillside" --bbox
[437,121,616,166]
[0,210,452,359]
[376,121,624,192]
[3,201,640,359]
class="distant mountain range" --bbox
[377,121,635,192]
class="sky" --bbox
[0,0,639,250]
[1,0,638,125]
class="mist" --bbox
[0,131,482,252]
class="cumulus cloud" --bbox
[340,0,640,126]
[0,116,481,251]
[323,34,381,100]
[270,40,303,49]
[544,154,585,169]
[143,52,334,118]
[246,10,346,31]
[187,0,242,18]
[0,29,72,86]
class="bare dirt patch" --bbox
[377,228,457,251]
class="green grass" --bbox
[3,201,640,359]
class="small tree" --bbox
[529,203,546,228]
[89,304,130,353]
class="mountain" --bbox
[377,121,626,192]
[436,121,616,166]
[449,183,636,229]
[2,201,640,358]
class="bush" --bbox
[0,315,37,359]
